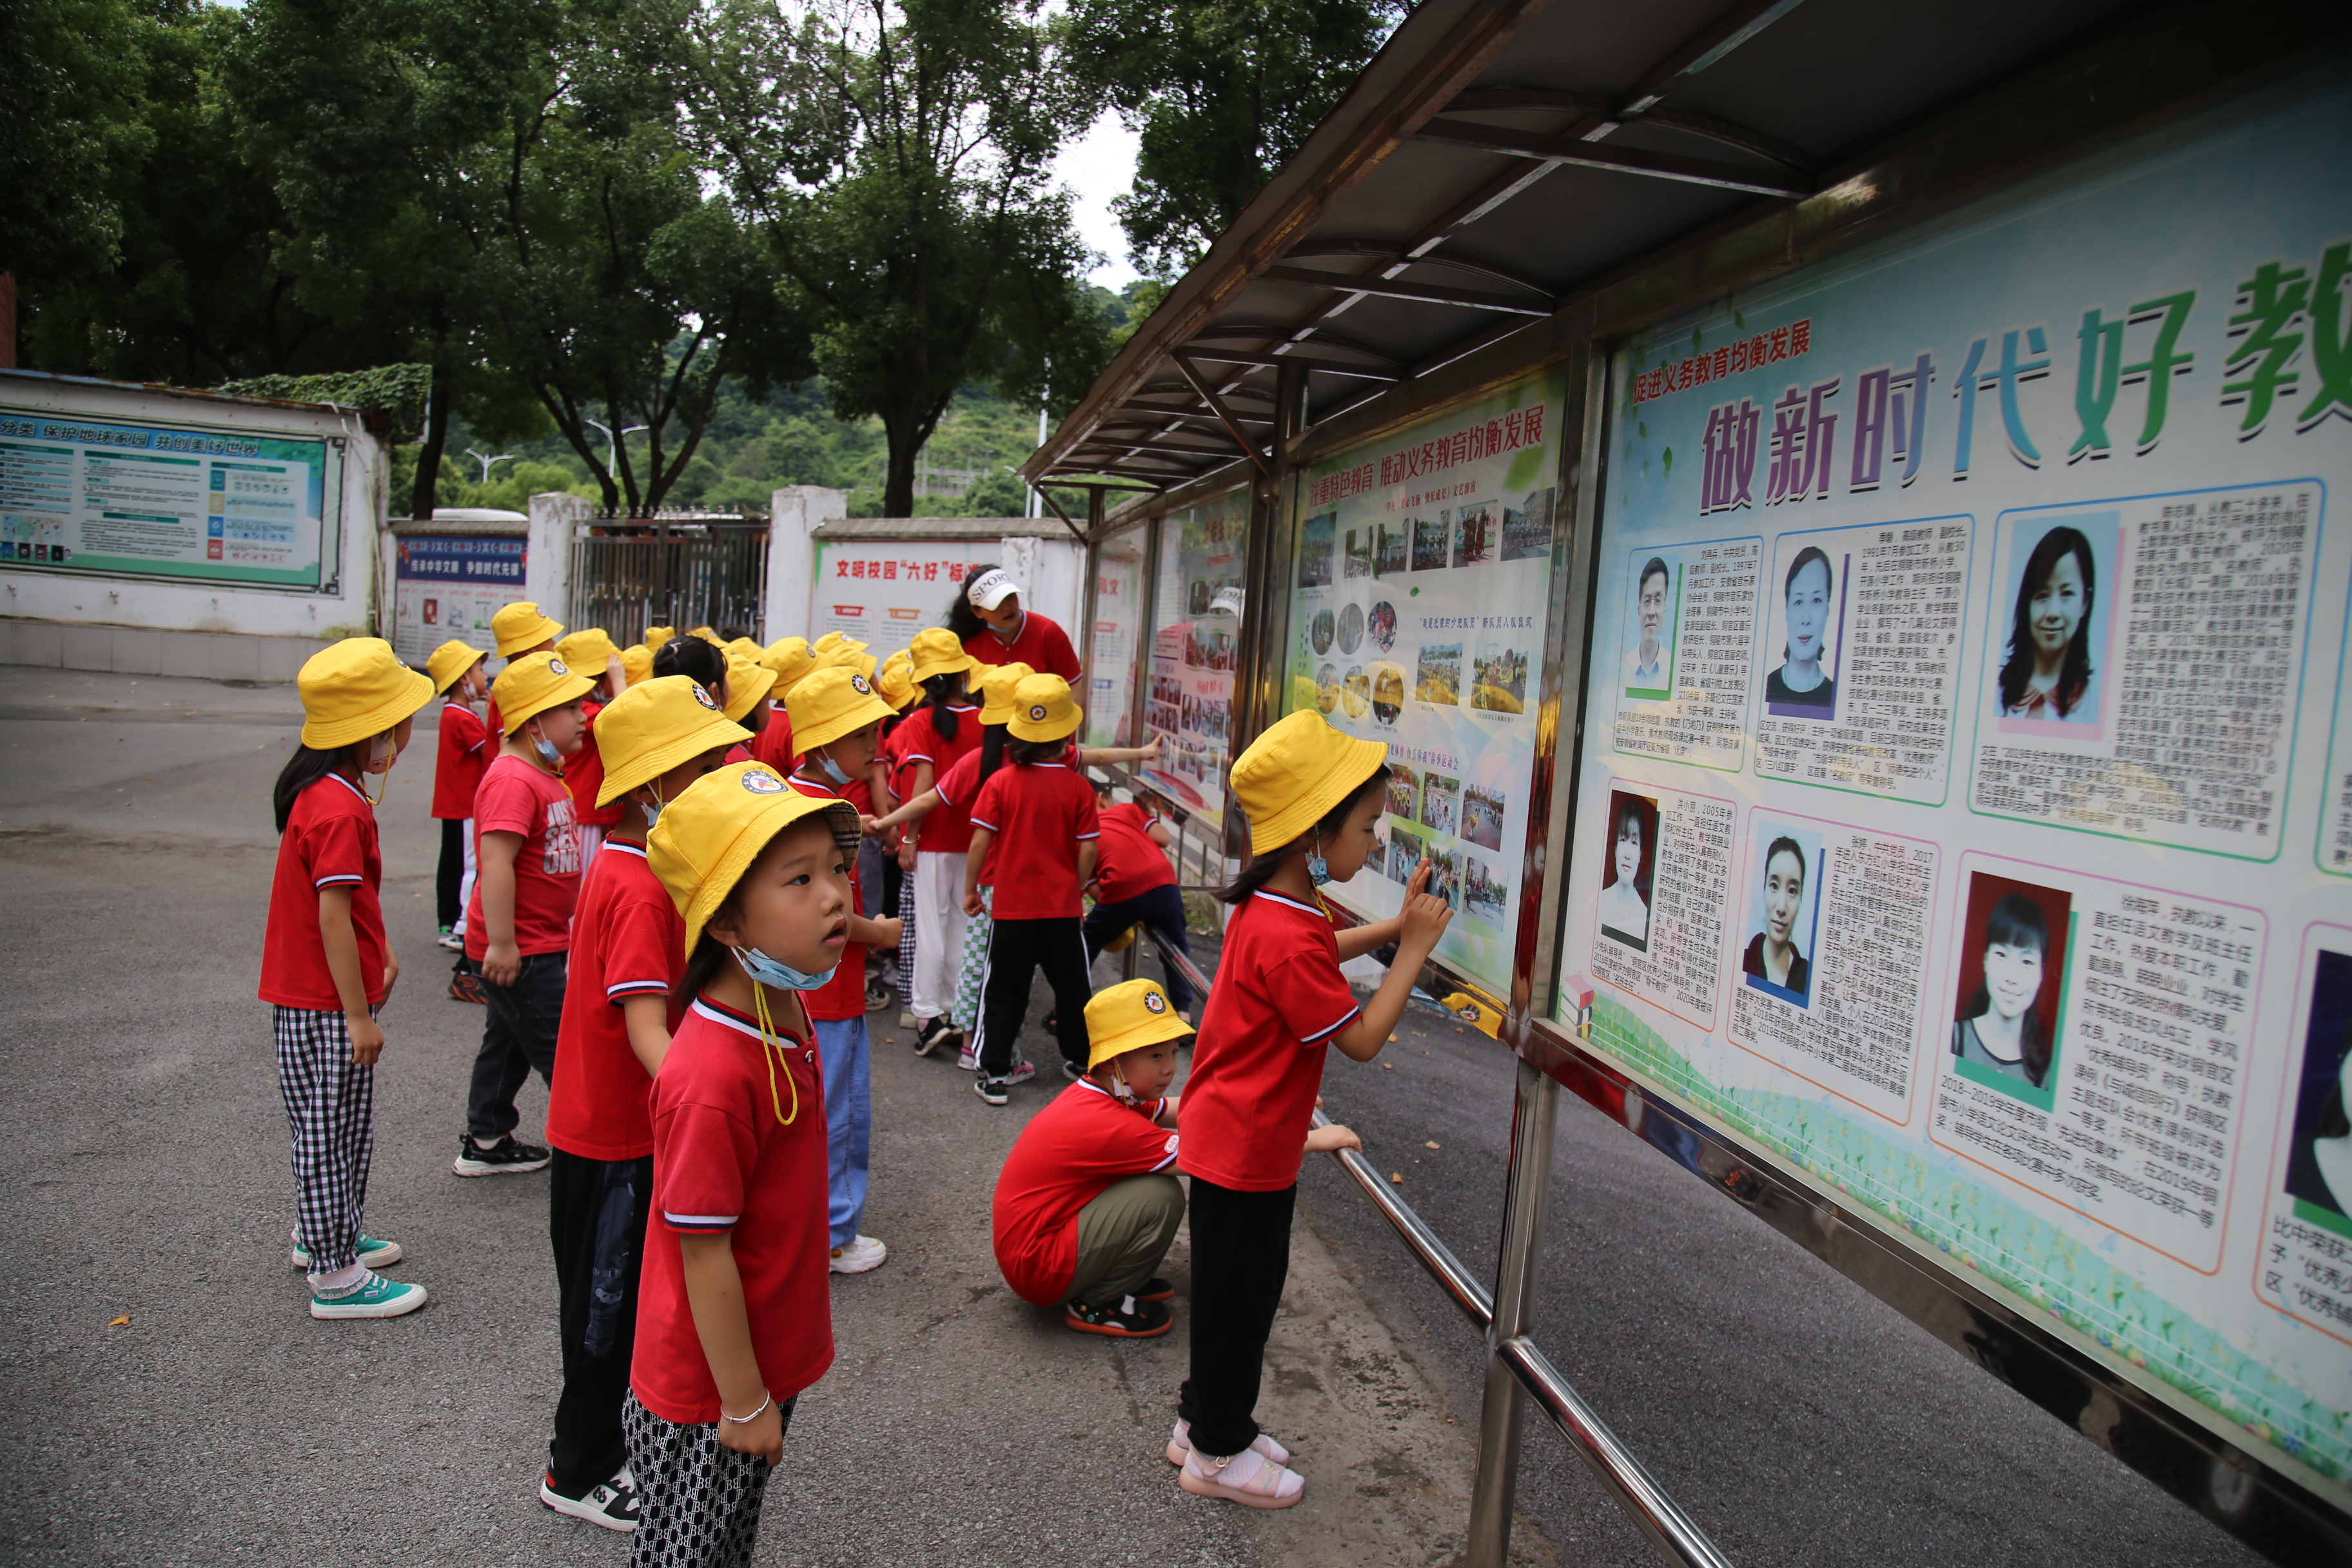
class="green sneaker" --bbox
[292,1233,401,1271]
[309,1270,427,1320]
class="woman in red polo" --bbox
[948,564,1082,680]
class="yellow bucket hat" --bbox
[620,644,654,686]
[557,628,622,677]
[1231,709,1389,854]
[762,637,815,691]
[492,600,564,658]
[725,636,762,662]
[1007,672,1082,743]
[811,641,870,676]
[643,626,677,652]
[1084,979,1195,1070]
[491,651,598,735]
[426,638,487,695]
[689,626,723,645]
[813,631,867,656]
[975,661,1035,725]
[906,626,977,683]
[720,653,779,723]
[593,676,754,806]
[876,649,919,711]
[787,665,896,754]
[298,638,436,750]
[647,763,859,954]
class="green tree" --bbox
[694,0,1109,518]
[1068,0,1401,276]
[0,0,147,293]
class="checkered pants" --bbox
[623,1391,792,1568]
[274,1006,375,1279]
[952,887,993,1039]
[897,867,917,990]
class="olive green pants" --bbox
[1063,1172,1186,1309]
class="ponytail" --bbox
[945,562,997,642]
[923,672,963,743]
[976,724,1008,787]
[654,636,728,704]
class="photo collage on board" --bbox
[1142,499,1246,816]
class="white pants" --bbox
[577,823,606,883]
[911,850,970,1023]
[453,818,478,939]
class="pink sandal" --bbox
[1166,1419,1290,1467]
[1179,1446,1305,1509]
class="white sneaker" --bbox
[829,1235,887,1274]
[1179,1446,1304,1509]
[898,1009,919,1030]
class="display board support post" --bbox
[1467,1057,1562,1568]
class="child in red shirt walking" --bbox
[633,764,857,1563]
[965,673,1099,1101]
[1175,710,1451,1508]
[426,640,490,965]
[538,676,750,1534]
[458,650,596,1177]
[783,666,906,1275]
[259,640,436,1319]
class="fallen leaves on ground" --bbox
[106,1315,130,1328]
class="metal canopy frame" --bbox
[1048,3,2352,1565]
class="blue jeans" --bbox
[812,1015,871,1247]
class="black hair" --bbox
[1638,556,1671,595]
[1958,892,2054,1088]
[1219,763,1393,906]
[2316,1021,2351,1141]
[1782,545,1833,661]
[1006,736,1066,767]
[1762,834,1807,889]
[273,744,359,833]
[923,671,965,742]
[945,562,999,642]
[1997,525,2096,716]
[975,723,1008,788]
[654,635,729,706]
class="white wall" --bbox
[766,486,847,643]
[525,491,592,620]
[0,373,386,663]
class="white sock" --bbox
[311,1261,369,1296]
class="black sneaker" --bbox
[540,1469,640,1533]
[1064,1295,1173,1338]
[973,1074,1009,1106]
[914,1017,959,1058]
[452,1134,552,1177]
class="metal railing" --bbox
[567,514,769,647]
[1133,921,1734,1568]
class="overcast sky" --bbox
[1055,108,1142,288]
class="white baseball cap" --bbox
[966,568,1021,611]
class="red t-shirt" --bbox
[899,704,984,854]
[466,754,583,958]
[750,703,798,775]
[993,1079,1179,1306]
[881,718,926,807]
[632,994,834,1424]
[964,612,1081,681]
[565,703,626,829]
[545,839,681,1161]
[259,772,389,1011]
[970,760,1099,921]
[1092,802,1175,904]
[786,774,866,1021]
[431,699,490,821]
[1180,889,1360,1191]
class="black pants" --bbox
[974,915,1092,1077]
[467,950,566,1142]
[436,819,466,930]
[549,1150,653,1496]
[1081,883,1197,1013]
[1179,1175,1296,1458]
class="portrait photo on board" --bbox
[1763,543,1844,720]
[1992,511,2115,735]
[1949,871,2073,1107]
[1622,553,1678,700]
[1597,789,1660,953]
[1741,820,1825,1006]
[2284,948,2352,1230]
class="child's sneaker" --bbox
[914,1016,958,1058]
[1166,1418,1289,1467]
[291,1233,401,1270]
[539,1468,640,1532]
[1004,1060,1037,1087]
[897,1009,919,1030]
[1178,1446,1304,1509]
[973,1075,1009,1106]
[866,975,893,1013]
[829,1235,887,1273]
[435,925,464,952]
[308,1270,427,1320]
[1138,1277,1174,1304]
[956,1044,979,1071]
[1064,1295,1171,1338]
[447,970,489,1004]
[452,1134,552,1177]
[1061,1058,1086,1082]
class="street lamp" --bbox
[583,418,650,475]
[465,448,517,484]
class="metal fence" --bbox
[567,513,769,647]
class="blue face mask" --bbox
[642,794,664,830]
[732,944,835,992]
[527,721,562,773]
[816,753,852,787]
[1306,834,1334,887]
